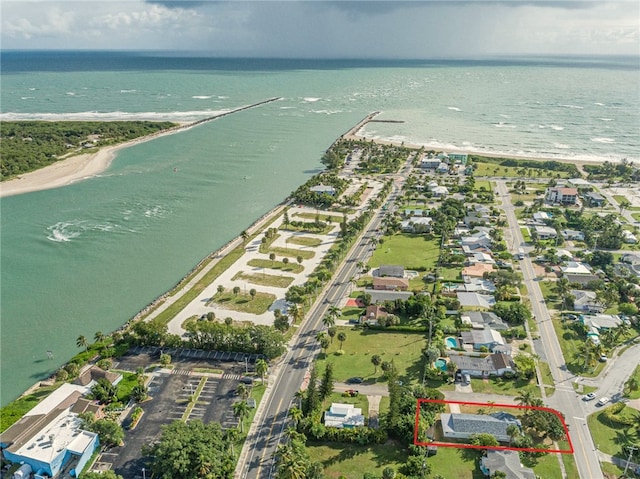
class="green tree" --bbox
[236,383,249,400]
[81,471,124,479]
[131,384,148,402]
[269,252,276,266]
[337,331,347,350]
[217,284,225,295]
[159,353,172,366]
[233,400,250,432]
[145,420,234,479]
[256,358,269,383]
[76,335,88,352]
[79,415,124,447]
[297,255,304,265]
[320,336,331,356]
[322,314,335,329]
[90,378,118,405]
[371,354,382,374]
[288,407,303,428]
[94,331,105,344]
[302,365,320,415]
[513,354,537,380]
[469,433,499,447]
[233,285,241,297]
[327,326,337,344]
[249,288,257,300]
[515,390,535,406]
[319,362,335,400]
[241,230,249,244]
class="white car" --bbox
[582,393,596,401]
[596,397,610,407]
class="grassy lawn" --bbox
[473,162,522,178]
[340,306,364,322]
[587,407,640,457]
[551,318,605,377]
[601,462,629,478]
[626,365,640,399]
[521,227,532,243]
[306,441,409,479]
[315,328,427,385]
[287,236,323,247]
[247,258,304,274]
[426,447,485,478]
[559,440,579,479]
[208,291,275,315]
[322,392,369,418]
[267,246,315,260]
[232,270,294,288]
[151,246,245,326]
[524,452,564,479]
[469,376,540,398]
[539,280,560,308]
[474,180,492,192]
[281,223,334,235]
[439,266,461,281]
[1,383,61,432]
[632,212,640,222]
[115,371,139,403]
[369,233,440,271]
[538,361,556,395]
[293,212,343,222]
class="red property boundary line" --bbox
[414,399,574,454]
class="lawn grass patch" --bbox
[316,328,427,385]
[0,383,61,432]
[114,371,139,403]
[587,407,640,457]
[439,266,461,281]
[369,233,440,271]
[232,270,294,288]
[258,233,280,253]
[267,246,315,260]
[293,212,343,222]
[526,452,563,479]
[151,246,245,327]
[322,392,369,419]
[247,258,304,274]
[601,461,627,478]
[521,227,532,243]
[282,223,334,235]
[625,365,640,399]
[306,441,409,479]
[340,306,364,323]
[426,446,485,478]
[474,180,492,192]
[208,291,275,315]
[287,236,323,247]
[193,367,223,374]
[538,361,555,388]
[551,318,604,377]
[469,375,540,398]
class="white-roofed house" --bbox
[534,225,557,240]
[561,261,592,276]
[571,290,604,313]
[401,216,432,233]
[324,403,365,428]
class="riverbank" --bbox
[0,98,281,198]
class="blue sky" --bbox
[2,1,638,57]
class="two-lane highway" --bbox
[238,169,408,479]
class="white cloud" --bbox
[1,1,638,56]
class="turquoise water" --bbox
[434,358,447,371]
[1,53,638,405]
[446,337,459,349]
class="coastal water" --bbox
[1,52,638,405]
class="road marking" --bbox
[573,416,586,421]
[255,394,284,478]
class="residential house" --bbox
[534,225,557,240]
[546,187,578,205]
[461,263,495,278]
[436,163,450,174]
[532,211,552,224]
[309,184,336,195]
[457,292,496,309]
[404,208,424,217]
[623,230,638,244]
[561,261,592,276]
[432,185,449,197]
[461,230,493,249]
[561,229,585,241]
[0,384,100,479]
[617,254,640,278]
[420,158,441,170]
[74,365,122,388]
[401,216,432,233]
[375,265,405,278]
[324,403,365,428]
[360,305,388,325]
[440,412,521,443]
[373,277,409,291]
[582,314,623,332]
[565,273,600,286]
[363,289,413,304]
[460,311,508,331]
[471,252,496,264]
[571,290,604,313]
[480,450,536,479]
[583,191,606,207]
[567,178,592,188]
[448,152,469,164]
[464,205,492,227]
[460,327,505,351]
[458,276,496,294]
[447,353,515,377]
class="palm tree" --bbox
[217,284,225,295]
[506,424,521,445]
[577,341,599,371]
[328,305,341,321]
[337,332,347,350]
[76,335,88,352]
[249,288,257,301]
[554,278,571,310]
[233,286,241,296]
[288,407,303,428]
[515,390,535,406]
[233,400,250,432]
[94,331,105,344]
[269,252,276,266]
[625,375,640,395]
[241,230,249,244]
[320,336,330,356]
[293,390,304,408]
[296,255,303,265]
[322,314,335,329]
[371,354,382,374]
[256,358,268,383]
[289,304,304,324]
[224,427,240,457]
[236,383,249,400]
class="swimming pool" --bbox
[445,337,458,349]
[434,358,447,371]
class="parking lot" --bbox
[94,347,260,478]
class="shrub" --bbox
[55,369,69,382]
[97,358,113,370]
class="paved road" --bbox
[237,163,410,479]
[496,180,604,479]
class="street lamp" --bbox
[142,468,146,479]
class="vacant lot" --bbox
[315,328,426,385]
[247,258,304,274]
[369,234,440,271]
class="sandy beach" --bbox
[0,98,281,199]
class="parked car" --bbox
[346,377,364,384]
[582,393,596,401]
[239,376,254,384]
[596,397,610,407]
[599,354,608,362]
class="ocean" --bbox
[1,52,638,405]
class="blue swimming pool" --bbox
[434,358,447,371]
[445,337,458,349]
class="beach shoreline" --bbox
[0,98,281,198]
